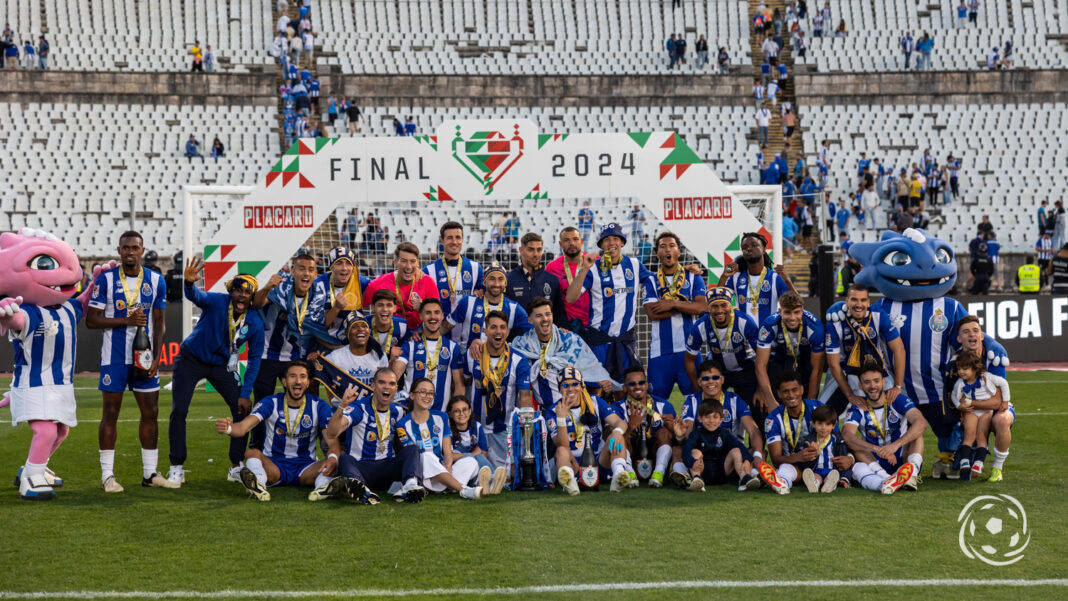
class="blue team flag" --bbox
[506,409,552,490]
[311,355,373,403]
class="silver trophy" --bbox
[517,407,539,491]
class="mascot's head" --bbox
[849,228,956,302]
[0,228,84,307]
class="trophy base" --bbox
[518,461,539,491]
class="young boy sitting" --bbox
[681,399,760,492]
[951,350,1011,481]
[797,404,855,493]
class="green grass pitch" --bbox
[1,372,1066,600]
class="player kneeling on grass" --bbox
[759,371,829,494]
[396,380,484,500]
[797,405,854,493]
[675,360,765,488]
[951,350,1012,482]
[214,360,342,502]
[615,366,677,488]
[548,366,631,495]
[843,362,928,495]
[681,399,758,492]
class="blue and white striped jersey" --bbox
[756,311,825,364]
[446,295,531,352]
[765,398,822,456]
[685,309,760,372]
[845,393,916,452]
[464,349,531,434]
[724,269,789,325]
[397,335,463,411]
[545,395,616,457]
[798,430,846,472]
[877,297,968,405]
[365,315,410,356]
[251,393,334,462]
[423,257,483,329]
[261,301,302,362]
[88,266,167,368]
[340,397,407,461]
[10,300,83,388]
[823,308,900,377]
[396,410,452,460]
[641,270,707,359]
[579,257,653,337]
[681,391,751,441]
[451,421,489,454]
[262,273,327,361]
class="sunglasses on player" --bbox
[700,375,723,382]
[624,380,647,387]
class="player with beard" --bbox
[445,262,530,354]
[718,232,796,325]
[754,291,825,407]
[843,362,927,494]
[684,287,762,417]
[614,366,676,488]
[642,232,707,399]
[310,247,370,353]
[423,222,483,328]
[365,242,440,330]
[214,361,342,502]
[506,233,568,329]
[167,259,265,486]
[392,298,464,411]
[86,231,174,492]
[546,226,593,329]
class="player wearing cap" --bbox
[718,232,795,325]
[167,258,265,486]
[566,223,654,385]
[423,221,483,330]
[684,287,763,416]
[320,312,389,396]
[444,261,530,354]
[641,231,707,399]
[547,366,632,495]
[311,247,371,353]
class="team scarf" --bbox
[330,272,363,312]
[845,312,885,371]
[571,387,598,443]
[657,266,686,300]
[479,344,511,423]
[511,325,617,389]
[311,354,374,404]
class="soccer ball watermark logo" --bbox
[958,494,1030,566]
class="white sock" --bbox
[778,464,798,489]
[654,445,672,474]
[141,448,158,479]
[672,461,687,475]
[991,448,1009,469]
[907,453,923,472]
[25,461,47,478]
[246,457,268,487]
[624,456,635,473]
[100,449,115,481]
[853,462,883,491]
[313,472,332,488]
[870,461,890,480]
[404,476,419,489]
[611,458,627,478]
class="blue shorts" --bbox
[648,351,698,398]
[269,455,316,487]
[99,363,159,393]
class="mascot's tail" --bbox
[0,391,8,409]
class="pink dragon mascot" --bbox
[0,228,110,500]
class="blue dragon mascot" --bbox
[828,228,1008,478]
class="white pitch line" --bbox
[1,579,1067,599]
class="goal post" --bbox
[728,185,784,264]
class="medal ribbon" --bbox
[228,306,247,355]
[118,268,145,317]
[283,398,306,438]
[423,336,444,375]
[782,403,805,451]
[293,291,310,334]
[394,271,423,313]
[711,310,736,356]
[444,258,465,297]
[483,295,504,319]
[564,256,583,287]
[375,323,393,356]
[657,267,686,300]
[538,331,552,373]
[783,322,801,370]
[374,406,391,445]
[865,397,891,442]
[600,253,614,272]
[746,267,767,312]
[480,346,510,407]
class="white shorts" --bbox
[419,453,478,492]
[961,408,992,417]
[9,384,78,427]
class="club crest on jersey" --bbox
[604,287,614,297]
[732,332,742,344]
[102,374,112,386]
[141,283,153,297]
[433,425,441,434]
[543,283,552,296]
[761,280,771,292]
[929,308,949,332]
[625,268,634,280]
[301,415,312,429]
[463,271,472,283]
[867,326,877,338]
[888,412,901,424]
[723,409,732,422]
[240,325,249,335]
[440,347,451,360]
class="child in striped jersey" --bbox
[951,350,1011,481]
[797,404,854,493]
[396,379,483,500]
[447,394,507,494]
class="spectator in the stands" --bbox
[977,215,994,239]
[393,118,404,136]
[794,30,807,62]
[37,35,48,70]
[347,101,362,135]
[835,19,847,37]
[185,135,204,163]
[916,33,934,71]
[1002,41,1013,69]
[277,11,290,35]
[629,205,646,240]
[892,204,912,233]
[986,47,999,70]
[756,102,771,148]
[927,162,942,206]
[20,39,34,69]
[861,182,879,230]
[956,2,968,27]
[189,41,204,72]
[210,137,225,163]
[782,213,798,258]
[900,32,914,70]
[675,33,686,66]
[717,46,730,73]
[695,35,709,69]
[824,193,837,237]
[303,31,315,65]
[761,36,778,62]
[968,0,980,25]
[836,198,851,238]
[1036,230,1054,274]
[812,11,824,37]
[1051,201,1066,251]
[766,79,778,106]
[968,229,986,260]
[911,206,928,230]
[202,44,216,73]
[782,107,796,141]
[753,79,765,107]
[404,116,417,136]
[666,34,677,69]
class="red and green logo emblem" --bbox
[451,124,525,195]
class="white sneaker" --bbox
[102,475,124,493]
[476,466,492,491]
[18,473,55,501]
[459,485,482,500]
[557,467,580,496]
[308,476,347,501]
[143,473,180,489]
[239,467,271,502]
[167,465,185,486]
[14,466,63,488]
[821,470,840,493]
[227,465,244,483]
[489,467,508,495]
[802,468,820,493]
[392,479,427,503]
[610,470,631,492]
[689,476,706,492]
